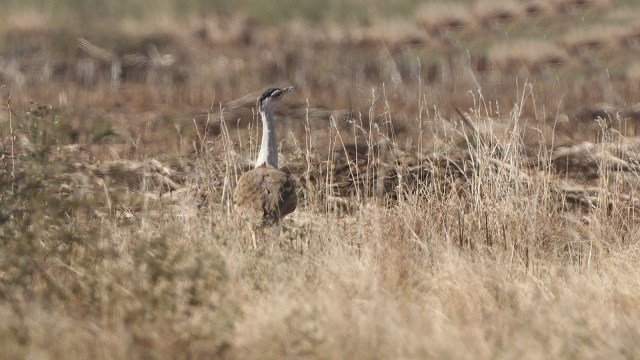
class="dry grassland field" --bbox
[3,0,640,358]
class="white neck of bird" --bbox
[255,109,278,169]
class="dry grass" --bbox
[3,1,640,358]
[488,39,568,72]
[562,24,631,54]
[473,0,523,27]
[627,62,640,81]
[3,92,640,358]
[416,2,474,34]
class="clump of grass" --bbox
[488,39,567,72]
[552,0,613,14]
[415,2,474,34]
[561,24,630,54]
[473,0,523,28]
[1,110,235,358]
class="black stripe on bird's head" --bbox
[258,86,295,110]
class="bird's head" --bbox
[257,86,295,114]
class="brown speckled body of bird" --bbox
[233,165,297,225]
[233,86,297,226]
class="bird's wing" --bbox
[234,168,297,225]
[261,170,297,222]
[234,170,266,222]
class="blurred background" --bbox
[2,0,640,159]
[5,3,640,359]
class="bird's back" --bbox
[233,166,297,225]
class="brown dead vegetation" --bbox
[3,1,640,358]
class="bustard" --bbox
[233,86,297,227]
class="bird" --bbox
[233,86,297,235]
